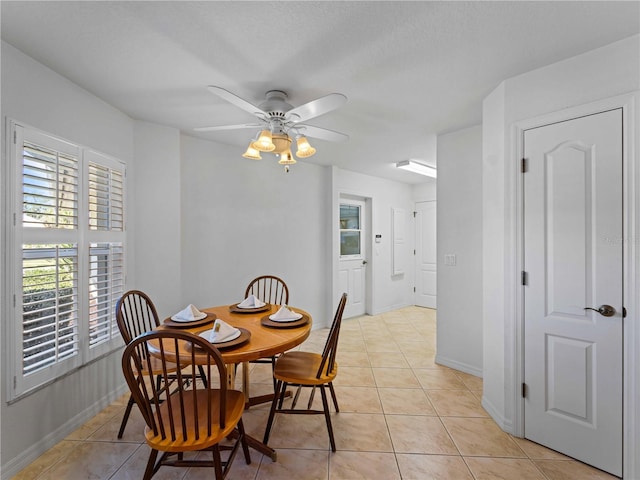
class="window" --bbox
[340,203,362,256]
[8,123,126,399]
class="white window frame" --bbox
[339,201,364,259]
[7,121,126,400]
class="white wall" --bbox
[412,180,436,202]
[132,121,183,317]
[0,41,134,476]
[482,82,507,426]
[482,34,640,476]
[179,135,331,326]
[435,125,483,376]
[332,167,415,314]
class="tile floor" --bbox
[12,307,617,479]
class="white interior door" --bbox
[415,201,437,308]
[339,199,366,318]
[523,109,623,477]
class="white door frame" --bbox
[339,196,368,318]
[511,93,639,478]
[332,190,373,319]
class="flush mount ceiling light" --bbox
[196,87,349,172]
[396,159,437,178]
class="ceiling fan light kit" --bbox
[197,86,348,171]
[396,159,437,178]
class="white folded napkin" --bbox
[207,319,240,343]
[173,304,204,321]
[269,305,302,322]
[238,294,266,308]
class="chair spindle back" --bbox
[245,275,289,305]
[122,330,228,442]
[317,293,347,379]
[116,290,160,344]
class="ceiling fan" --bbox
[195,86,348,169]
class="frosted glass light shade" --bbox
[242,143,262,160]
[278,150,297,165]
[253,130,276,152]
[295,136,316,158]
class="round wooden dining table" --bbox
[151,303,312,460]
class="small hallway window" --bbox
[340,203,361,256]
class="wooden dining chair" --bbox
[245,275,289,306]
[122,330,251,480]
[115,290,206,438]
[244,275,290,389]
[263,293,347,452]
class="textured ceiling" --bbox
[2,1,639,183]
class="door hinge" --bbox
[413,211,417,218]
[413,286,416,293]
[13,376,17,389]
[522,382,528,398]
[13,294,16,307]
[13,130,17,144]
[13,212,17,226]
[521,271,528,286]
[413,249,416,255]
[521,158,527,173]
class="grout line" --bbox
[15,307,593,480]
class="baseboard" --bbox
[1,384,129,480]
[481,396,514,434]
[435,353,483,378]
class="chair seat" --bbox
[274,351,338,385]
[263,293,347,454]
[146,389,246,452]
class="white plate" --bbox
[269,312,303,322]
[237,302,266,309]
[199,328,241,344]
[170,312,207,322]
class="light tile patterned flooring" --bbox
[13,307,617,479]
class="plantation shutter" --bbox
[18,130,82,387]
[89,243,124,347]
[11,123,127,398]
[22,141,79,229]
[86,153,126,352]
[22,245,79,375]
[88,162,124,231]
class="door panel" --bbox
[545,335,593,423]
[523,109,622,477]
[415,201,436,308]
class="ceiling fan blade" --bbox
[295,124,349,142]
[194,123,261,132]
[285,93,347,122]
[207,86,268,118]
